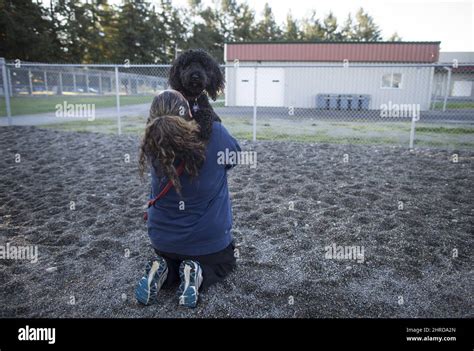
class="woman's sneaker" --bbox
[178,260,203,308]
[135,256,168,305]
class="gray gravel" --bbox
[0,126,472,318]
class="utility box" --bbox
[316,94,331,109]
[317,94,370,110]
[329,94,340,109]
[340,95,353,110]
[355,95,371,110]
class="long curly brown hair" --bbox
[139,90,206,194]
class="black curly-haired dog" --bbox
[168,49,225,140]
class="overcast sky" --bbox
[170,0,473,51]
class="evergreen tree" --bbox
[184,0,223,60]
[301,10,324,40]
[283,11,300,40]
[322,11,338,40]
[229,1,257,41]
[114,1,166,63]
[388,32,402,41]
[255,2,282,41]
[0,0,62,62]
[158,0,187,61]
[339,14,355,41]
[219,0,257,42]
[51,0,114,63]
[0,1,396,63]
[353,7,381,41]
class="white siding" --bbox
[439,52,474,63]
[433,72,474,98]
[226,61,434,110]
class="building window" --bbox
[381,73,402,89]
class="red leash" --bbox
[143,161,185,221]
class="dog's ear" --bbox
[168,55,184,91]
[205,57,225,101]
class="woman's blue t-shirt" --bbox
[147,122,241,256]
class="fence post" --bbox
[28,68,33,95]
[0,58,12,125]
[442,67,452,112]
[252,66,257,142]
[98,74,103,94]
[8,67,13,97]
[86,72,90,93]
[409,111,418,150]
[115,65,122,135]
[43,70,48,92]
[58,72,63,95]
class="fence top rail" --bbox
[5,63,173,68]
[4,62,474,69]
[5,67,169,79]
[223,63,474,68]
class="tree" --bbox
[184,1,224,61]
[49,0,119,63]
[221,0,257,42]
[301,10,324,40]
[322,12,338,40]
[388,32,402,41]
[283,11,300,40]
[0,1,398,64]
[158,0,187,61]
[0,0,62,62]
[255,2,282,41]
[353,7,381,41]
[184,0,257,62]
[94,1,122,63]
[339,14,355,41]
[113,1,167,63]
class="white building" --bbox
[434,52,474,100]
[224,41,441,111]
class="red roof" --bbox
[225,42,440,63]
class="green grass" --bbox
[433,101,474,110]
[349,124,411,133]
[40,116,474,149]
[415,126,474,134]
[0,95,226,117]
[0,95,151,116]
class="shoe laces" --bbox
[183,263,192,291]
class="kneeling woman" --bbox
[136,89,241,308]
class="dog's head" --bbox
[168,49,225,101]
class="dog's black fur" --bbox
[168,49,224,140]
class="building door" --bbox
[235,68,254,106]
[256,68,285,107]
[236,68,285,106]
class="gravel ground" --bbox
[0,126,472,318]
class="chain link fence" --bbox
[1,59,473,149]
